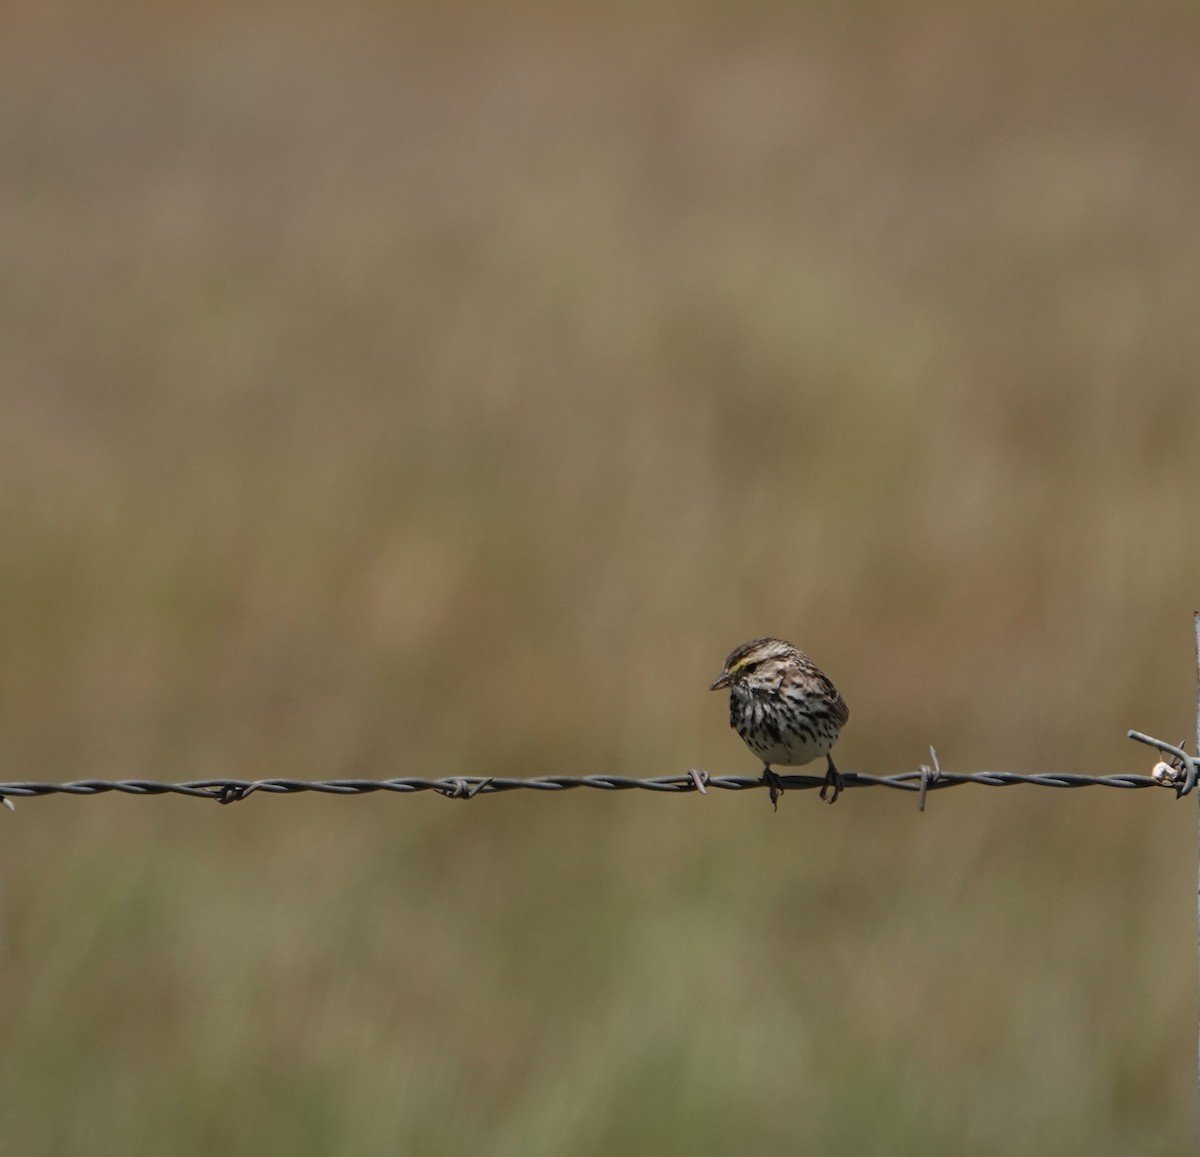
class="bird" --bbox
[710,637,850,807]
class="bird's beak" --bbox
[710,672,731,691]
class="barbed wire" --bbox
[0,728,1188,810]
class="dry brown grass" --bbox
[1,3,1199,1153]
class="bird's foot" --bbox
[762,767,784,811]
[819,756,843,805]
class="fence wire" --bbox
[0,748,1188,810]
[0,770,1172,800]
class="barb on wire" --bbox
[917,746,942,813]
[0,764,1176,808]
[1128,730,1199,797]
[436,777,494,800]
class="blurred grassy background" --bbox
[2,1,1199,1153]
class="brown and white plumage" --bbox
[710,637,849,806]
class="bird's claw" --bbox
[762,768,784,811]
[819,758,843,805]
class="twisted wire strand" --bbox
[0,768,1176,804]
[0,732,1183,806]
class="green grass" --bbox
[1,3,1198,1153]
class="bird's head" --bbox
[709,637,798,691]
